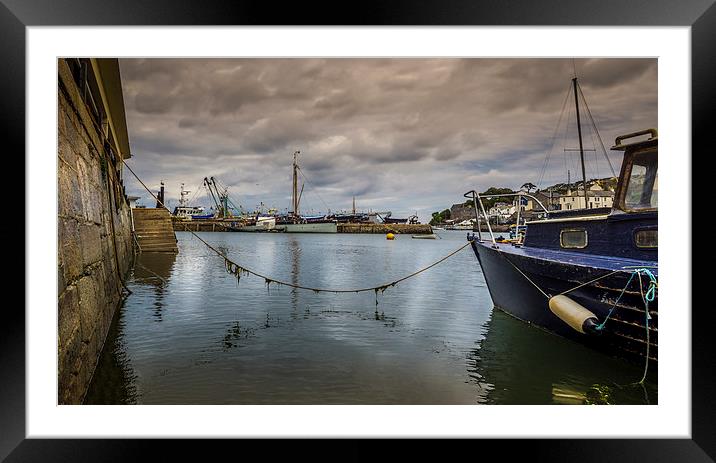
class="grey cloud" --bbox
[119,58,656,222]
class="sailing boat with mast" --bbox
[464,75,658,364]
[278,150,338,233]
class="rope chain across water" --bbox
[123,159,474,294]
[192,228,474,294]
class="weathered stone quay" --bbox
[57,58,135,404]
[337,223,433,234]
[171,218,434,234]
[172,218,240,232]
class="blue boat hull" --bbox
[471,239,657,363]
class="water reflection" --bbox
[84,298,138,404]
[88,231,657,404]
[84,252,177,404]
[467,310,657,405]
[133,252,177,322]
[288,235,301,314]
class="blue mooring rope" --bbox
[595,268,657,331]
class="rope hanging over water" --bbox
[123,159,474,295]
[189,228,474,294]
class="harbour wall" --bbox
[57,60,134,404]
[172,219,238,232]
[338,223,433,234]
[171,218,433,234]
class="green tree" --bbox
[521,182,537,193]
[480,187,515,209]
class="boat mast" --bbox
[572,77,589,208]
[292,150,300,218]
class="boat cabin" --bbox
[173,205,206,220]
[521,129,658,261]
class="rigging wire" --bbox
[187,179,204,205]
[297,167,332,213]
[537,83,573,189]
[577,81,617,178]
[588,126,600,181]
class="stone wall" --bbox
[57,61,134,404]
[337,223,433,234]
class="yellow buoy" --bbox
[386,233,395,240]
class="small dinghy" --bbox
[412,234,438,239]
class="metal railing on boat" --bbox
[463,190,551,246]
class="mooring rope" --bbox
[123,159,474,295]
[190,227,473,294]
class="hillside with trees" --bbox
[428,177,617,225]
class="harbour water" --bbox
[86,230,657,404]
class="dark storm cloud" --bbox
[119,58,656,221]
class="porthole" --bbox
[560,229,588,249]
[634,228,658,248]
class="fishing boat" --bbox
[465,77,658,365]
[172,183,210,219]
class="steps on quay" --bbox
[132,208,178,253]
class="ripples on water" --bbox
[85,231,657,405]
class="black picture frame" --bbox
[6,0,711,460]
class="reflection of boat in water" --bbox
[467,310,655,404]
[465,78,658,365]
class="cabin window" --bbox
[635,228,658,248]
[560,229,588,248]
[623,150,658,210]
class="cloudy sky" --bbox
[119,58,656,222]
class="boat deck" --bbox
[473,239,657,275]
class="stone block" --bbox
[57,163,83,218]
[94,263,106,303]
[60,99,75,140]
[58,323,80,387]
[76,340,93,397]
[58,285,80,346]
[75,157,92,222]
[57,96,66,135]
[77,275,98,343]
[79,223,102,266]
[58,252,65,293]
[58,134,77,169]
[65,112,86,157]
[59,218,82,282]
[89,185,105,225]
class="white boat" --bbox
[234,215,278,232]
[172,183,210,219]
[412,234,438,239]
